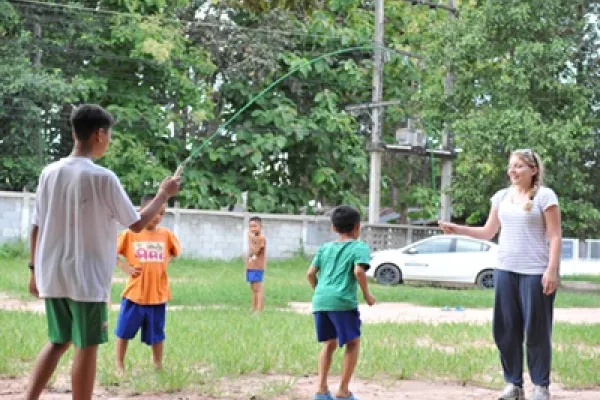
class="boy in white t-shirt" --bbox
[25,104,181,400]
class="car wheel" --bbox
[375,263,402,285]
[476,269,495,289]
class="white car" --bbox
[367,235,498,289]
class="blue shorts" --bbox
[115,298,166,345]
[313,309,361,347]
[246,269,264,283]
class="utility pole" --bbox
[439,0,455,222]
[368,0,384,224]
[33,20,44,167]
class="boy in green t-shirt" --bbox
[307,206,376,400]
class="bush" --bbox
[0,241,28,259]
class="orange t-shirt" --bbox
[117,227,181,305]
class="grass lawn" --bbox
[3,256,600,309]
[2,247,600,395]
[1,309,599,394]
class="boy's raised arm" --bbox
[130,178,179,232]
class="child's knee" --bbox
[251,283,262,293]
[52,341,71,354]
[324,339,337,352]
[345,337,360,350]
[75,344,99,354]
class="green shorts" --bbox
[45,298,108,348]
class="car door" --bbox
[402,237,454,281]
[450,238,493,283]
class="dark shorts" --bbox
[115,298,166,345]
[313,309,361,347]
[45,298,108,348]
[246,269,264,283]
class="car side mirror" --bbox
[406,247,417,255]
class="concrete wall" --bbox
[0,191,339,259]
[4,190,594,261]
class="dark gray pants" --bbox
[493,269,555,387]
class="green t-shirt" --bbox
[311,240,371,312]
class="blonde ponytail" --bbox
[524,184,539,212]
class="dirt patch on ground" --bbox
[4,292,600,325]
[2,375,600,400]
[561,281,600,293]
[0,292,45,313]
[0,292,231,313]
[288,302,600,324]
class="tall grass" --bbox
[1,309,599,394]
[0,241,28,259]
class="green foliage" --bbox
[1,0,598,234]
[0,241,28,259]
[420,0,600,235]
[0,1,73,190]
[1,0,215,203]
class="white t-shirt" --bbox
[491,186,559,274]
[32,157,140,302]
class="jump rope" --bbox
[173,45,439,197]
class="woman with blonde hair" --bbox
[439,149,561,400]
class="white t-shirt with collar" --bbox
[32,156,140,302]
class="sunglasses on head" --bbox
[515,148,538,166]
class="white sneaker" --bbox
[531,385,550,400]
[498,383,526,400]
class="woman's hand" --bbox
[438,221,459,234]
[542,268,559,295]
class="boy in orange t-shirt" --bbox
[114,195,180,371]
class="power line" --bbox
[0,39,385,89]
[10,11,350,44]
[0,105,362,131]
[1,105,360,131]
[7,39,384,69]
[0,61,377,98]
[8,0,367,42]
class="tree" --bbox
[4,0,597,235]
[182,1,377,212]
[420,0,600,236]
[0,0,73,191]
[183,0,445,214]
[1,0,215,205]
